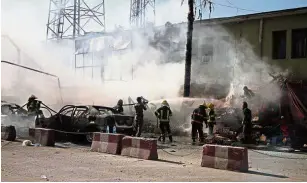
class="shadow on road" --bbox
[156,159,185,165]
[248,170,288,178]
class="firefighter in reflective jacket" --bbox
[207,103,216,136]
[191,102,208,143]
[155,100,173,143]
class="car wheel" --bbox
[85,132,94,143]
[82,127,100,144]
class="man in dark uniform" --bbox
[191,102,208,144]
[26,95,41,115]
[242,101,252,144]
[114,99,124,114]
[134,97,148,137]
[155,100,173,143]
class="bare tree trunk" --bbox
[183,0,194,97]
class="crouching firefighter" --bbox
[155,100,173,143]
[207,103,217,136]
[191,102,208,144]
[134,97,148,137]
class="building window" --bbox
[272,30,287,59]
[200,37,214,63]
[291,28,307,59]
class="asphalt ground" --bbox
[2,135,307,182]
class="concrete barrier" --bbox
[1,125,16,141]
[201,144,248,172]
[29,128,55,146]
[121,136,158,160]
[91,133,125,155]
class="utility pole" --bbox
[183,0,194,97]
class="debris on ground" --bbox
[41,175,49,181]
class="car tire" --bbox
[82,126,100,144]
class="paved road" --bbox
[2,139,307,182]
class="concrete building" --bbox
[190,7,307,79]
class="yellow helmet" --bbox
[199,101,207,108]
[162,100,168,106]
[207,103,214,109]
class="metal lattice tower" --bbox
[130,0,155,28]
[46,0,106,40]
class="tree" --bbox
[183,0,194,97]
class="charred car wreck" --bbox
[35,105,135,143]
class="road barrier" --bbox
[201,144,248,172]
[91,133,125,155]
[121,136,158,160]
[29,128,55,146]
[1,125,16,141]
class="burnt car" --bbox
[1,100,37,138]
[35,105,135,143]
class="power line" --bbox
[214,1,260,13]
[195,0,259,14]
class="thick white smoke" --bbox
[2,0,286,136]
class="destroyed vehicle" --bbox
[1,101,37,138]
[1,101,28,116]
[35,105,135,143]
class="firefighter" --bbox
[207,103,216,136]
[242,101,252,144]
[243,86,255,99]
[26,95,41,115]
[191,102,208,144]
[114,99,124,114]
[155,100,173,143]
[134,96,148,137]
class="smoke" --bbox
[2,0,286,136]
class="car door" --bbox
[71,106,89,131]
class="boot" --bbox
[169,136,173,143]
[192,138,196,145]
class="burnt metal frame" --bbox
[46,0,106,40]
[130,0,155,28]
[1,60,63,104]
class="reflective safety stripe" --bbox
[160,109,170,121]
[194,113,204,117]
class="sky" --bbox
[1,0,307,41]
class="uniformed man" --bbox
[134,96,148,137]
[207,103,216,136]
[191,102,208,144]
[114,99,124,114]
[26,95,41,115]
[242,101,252,144]
[155,100,173,143]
